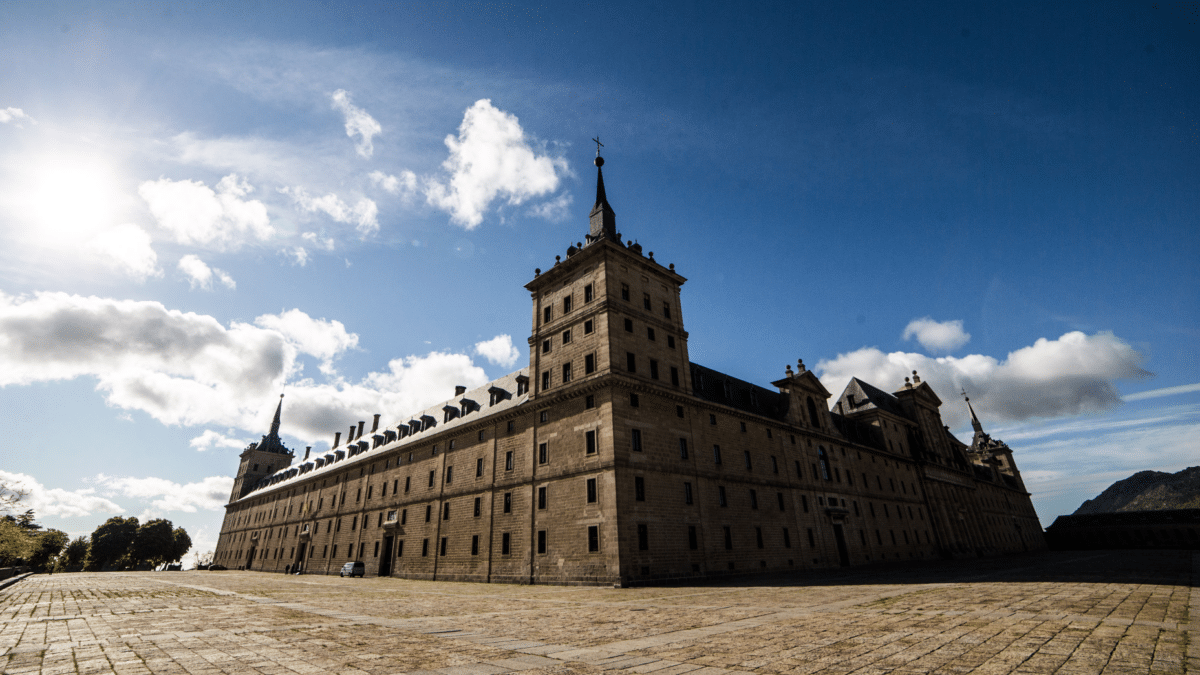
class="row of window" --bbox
[619,282,673,320]
[542,283,595,325]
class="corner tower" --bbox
[525,149,692,399]
[228,395,294,501]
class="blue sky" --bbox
[1,1,1196,560]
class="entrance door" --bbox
[379,536,394,577]
[245,547,256,570]
[294,542,306,572]
[832,525,850,567]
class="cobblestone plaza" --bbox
[3,550,1197,675]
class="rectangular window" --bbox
[542,370,550,390]
[538,486,547,509]
[439,537,447,556]
[421,539,428,557]
[351,515,358,530]
[588,525,599,552]
[539,442,548,465]
[678,438,688,459]
[507,420,515,433]
[367,485,373,499]
[543,306,551,324]
[783,528,792,548]
[540,411,548,423]
[709,414,717,425]
[505,451,514,471]
[684,481,693,505]
[626,352,636,372]
[631,428,643,452]
[445,466,453,484]
[713,444,722,464]
[667,335,676,349]
[428,470,435,487]
[635,476,645,501]
[771,456,779,474]
[584,283,593,303]
[647,327,656,341]
[374,541,379,557]
[476,458,484,477]
[586,429,597,454]
[585,354,595,374]
[676,405,684,418]
[586,477,597,503]
[624,318,633,332]
[688,525,698,550]
[503,492,512,513]
[397,540,404,557]
[649,359,659,380]
[542,339,551,354]
[750,489,758,509]
[425,505,431,522]
[718,486,727,507]
[585,394,595,409]
[723,526,733,550]
[621,283,630,301]
[562,362,572,383]
[670,367,679,385]
[537,530,547,554]
[637,523,649,550]
[744,451,753,470]
[662,301,671,319]
[404,476,411,493]
[643,293,651,310]
[400,508,408,525]
[563,295,572,313]
[471,535,479,555]
[777,492,785,511]
[474,497,481,517]
[795,461,803,478]
[356,489,361,502]
[502,532,511,555]
[584,319,594,334]
[756,527,764,549]
[808,529,816,547]
[630,392,639,407]
[332,544,338,558]
[443,502,450,520]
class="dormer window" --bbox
[408,420,421,434]
[460,399,476,415]
[516,375,529,396]
[372,434,385,448]
[420,414,436,431]
[488,386,507,406]
[442,405,458,423]
[384,430,396,443]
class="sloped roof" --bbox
[839,377,907,418]
[689,362,787,420]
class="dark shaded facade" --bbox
[1045,510,1200,550]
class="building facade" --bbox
[213,155,1045,585]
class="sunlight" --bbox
[25,151,122,241]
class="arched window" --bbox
[806,397,821,429]
[817,446,831,481]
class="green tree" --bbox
[131,519,176,568]
[87,516,138,570]
[62,537,89,569]
[28,529,68,571]
[171,527,192,564]
[0,517,32,566]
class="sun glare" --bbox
[25,152,122,241]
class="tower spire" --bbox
[269,393,284,438]
[962,389,984,436]
[588,137,617,242]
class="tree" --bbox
[87,516,138,570]
[62,537,89,569]
[131,519,179,568]
[0,517,31,566]
[171,527,192,564]
[28,529,68,571]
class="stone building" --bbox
[213,154,1045,585]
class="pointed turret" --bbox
[967,396,985,438]
[588,151,617,242]
[269,394,283,438]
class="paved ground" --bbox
[1,550,1196,675]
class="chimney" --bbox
[304,446,311,461]
[372,414,381,432]
[455,385,467,396]
[357,420,366,437]
[333,432,341,448]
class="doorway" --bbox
[379,536,394,577]
[832,524,850,567]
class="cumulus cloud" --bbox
[0,291,490,444]
[140,174,273,250]
[282,186,379,236]
[420,99,569,228]
[96,474,233,516]
[0,470,121,519]
[902,317,971,352]
[189,429,249,452]
[301,231,336,251]
[474,334,521,368]
[0,107,36,127]
[254,309,357,375]
[370,169,419,200]
[529,193,574,222]
[288,246,310,266]
[177,255,236,291]
[330,90,382,159]
[817,330,1152,428]
[89,224,163,282]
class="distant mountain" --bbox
[1073,466,1200,515]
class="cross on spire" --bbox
[592,136,603,156]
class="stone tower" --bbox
[229,395,294,501]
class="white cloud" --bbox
[301,231,336,251]
[421,99,570,228]
[370,169,418,197]
[0,470,121,519]
[288,246,310,266]
[817,330,1151,428]
[0,291,488,444]
[189,429,249,452]
[330,89,382,159]
[1125,382,1200,402]
[474,334,521,368]
[89,224,163,282]
[282,186,379,236]
[529,193,573,222]
[96,474,234,516]
[177,254,236,291]
[0,107,36,127]
[140,174,273,250]
[902,317,971,352]
[254,308,358,375]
